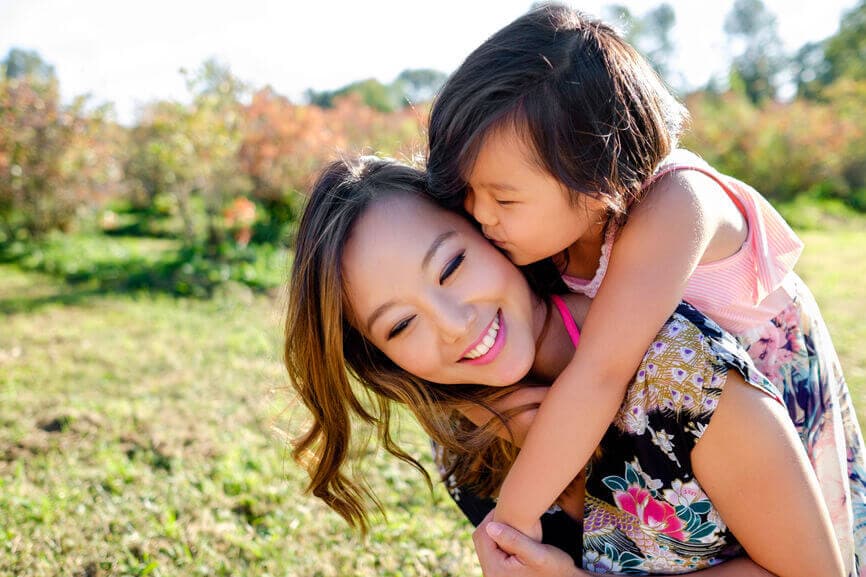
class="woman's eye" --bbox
[388,316,415,340]
[439,252,465,284]
[495,199,514,206]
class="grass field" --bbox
[1,227,864,577]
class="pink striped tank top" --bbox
[562,150,804,335]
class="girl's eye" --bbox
[439,252,465,284]
[388,316,415,340]
[495,199,514,206]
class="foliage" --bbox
[126,60,250,249]
[682,84,866,206]
[395,68,448,104]
[605,3,678,89]
[238,88,426,244]
[305,68,446,112]
[2,48,55,81]
[823,0,866,84]
[1,231,290,297]
[723,0,787,103]
[0,53,125,239]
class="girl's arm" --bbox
[476,514,777,577]
[494,171,731,535]
[692,370,846,577]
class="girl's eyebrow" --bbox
[477,182,518,193]
[366,230,457,334]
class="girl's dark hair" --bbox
[285,156,540,533]
[427,2,689,221]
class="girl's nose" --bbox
[465,190,497,227]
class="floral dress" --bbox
[444,302,794,573]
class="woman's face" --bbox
[342,193,546,387]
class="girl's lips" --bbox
[460,311,506,366]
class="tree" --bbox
[126,59,250,248]
[2,48,55,82]
[604,4,679,90]
[723,0,787,103]
[394,68,448,104]
[305,78,404,112]
[823,0,866,83]
[792,41,833,100]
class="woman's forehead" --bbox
[357,193,466,243]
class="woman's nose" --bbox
[433,297,476,344]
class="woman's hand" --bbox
[474,511,583,577]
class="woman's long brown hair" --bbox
[284,156,540,533]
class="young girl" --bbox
[284,155,845,575]
[426,3,866,573]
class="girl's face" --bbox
[342,193,546,387]
[465,125,608,266]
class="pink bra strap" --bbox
[551,294,581,348]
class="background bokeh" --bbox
[2,1,865,575]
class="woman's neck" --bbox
[529,293,591,382]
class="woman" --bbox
[284,156,846,576]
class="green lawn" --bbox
[1,228,864,576]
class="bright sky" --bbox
[0,0,857,124]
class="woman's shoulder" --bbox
[611,303,780,436]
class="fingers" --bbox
[484,521,545,563]
[473,512,511,572]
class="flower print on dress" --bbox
[583,549,623,574]
[662,479,707,508]
[749,320,795,385]
[613,485,689,541]
[649,426,680,466]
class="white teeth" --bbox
[463,314,501,360]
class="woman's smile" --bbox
[460,310,506,365]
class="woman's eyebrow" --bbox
[421,231,457,270]
[366,230,457,334]
[366,298,397,334]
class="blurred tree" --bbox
[2,48,55,81]
[182,59,251,250]
[126,101,199,240]
[792,41,833,100]
[0,49,119,239]
[792,1,865,100]
[394,68,448,104]
[306,78,403,112]
[126,59,249,248]
[823,0,866,83]
[723,0,787,103]
[239,86,425,244]
[604,4,679,90]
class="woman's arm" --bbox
[495,171,731,535]
[692,370,846,577]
